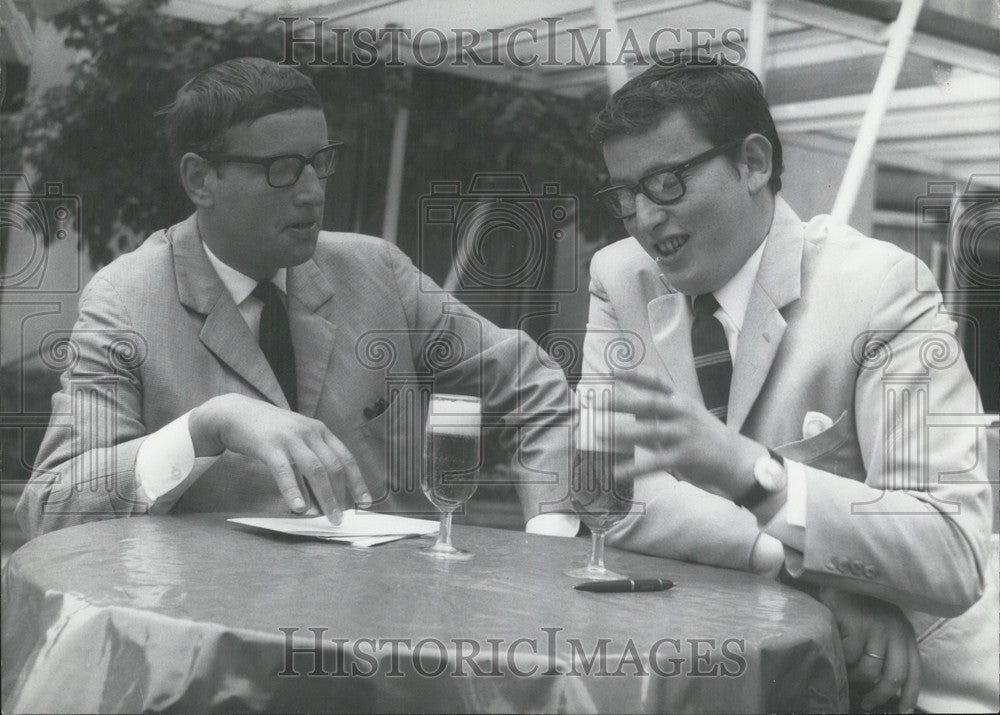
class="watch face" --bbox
[755,457,787,492]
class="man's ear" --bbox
[179,152,216,208]
[740,133,773,195]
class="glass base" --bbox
[564,564,624,580]
[420,541,474,560]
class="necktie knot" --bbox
[252,281,283,304]
[693,293,720,318]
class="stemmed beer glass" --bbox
[420,394,481,560]
[565,401,635,580]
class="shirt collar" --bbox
[708,234,768,332]
[201,241,287,305]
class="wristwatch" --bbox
[736,449,787,509]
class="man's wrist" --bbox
[189,397,226,457]
[727,437,770,502]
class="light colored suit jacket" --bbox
[584,197,997,712]
[18,214,571,538]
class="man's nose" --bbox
[293,164,326,205]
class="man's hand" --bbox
[189,394,371,523]
[820,588,921,713]
[610,368,765,499]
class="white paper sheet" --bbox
[228,510,439,546]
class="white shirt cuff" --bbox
[526,513,580,537]
[784,459,807,528]
[749,532,786,578]
[135,410,218,512]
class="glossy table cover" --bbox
[2,516,848,713]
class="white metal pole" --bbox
[831,0,925,223]
[381,70,411,245]
[745,0,771,87]
[591,0,629,92]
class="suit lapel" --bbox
[287,258,338,418]
[728,198,804,432]
[647,288,702,404]
[171,214,289,408]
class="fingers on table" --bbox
[321,431,371,508]
[290,440,343,525]
[262,449,308,514]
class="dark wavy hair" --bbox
[158,57,323,169]
[592,63,783,193]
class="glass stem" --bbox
[588,530,606,570]
[437,511,453,548]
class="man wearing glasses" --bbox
[583,63,996,712]
[17,58,573,541]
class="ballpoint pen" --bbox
[574,578,674,593]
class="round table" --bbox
[2,515,847,713]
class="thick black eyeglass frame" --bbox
[595,139,744,218]
[199,141,344,188]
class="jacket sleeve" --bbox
[15,275,152,539]
[771,257,993,616]
[384,244,573,523]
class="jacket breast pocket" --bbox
[775,410,854,466]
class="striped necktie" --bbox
[252,281,298,412]
[691,293,732,423]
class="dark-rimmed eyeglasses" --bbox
[595,140,743,219]
[200,141,344,188]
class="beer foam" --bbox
[427,395,481,435]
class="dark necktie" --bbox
[691,293,732,423]
[252,281,298,411]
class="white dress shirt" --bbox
[202,242,288,339]
[135,242,573,535]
